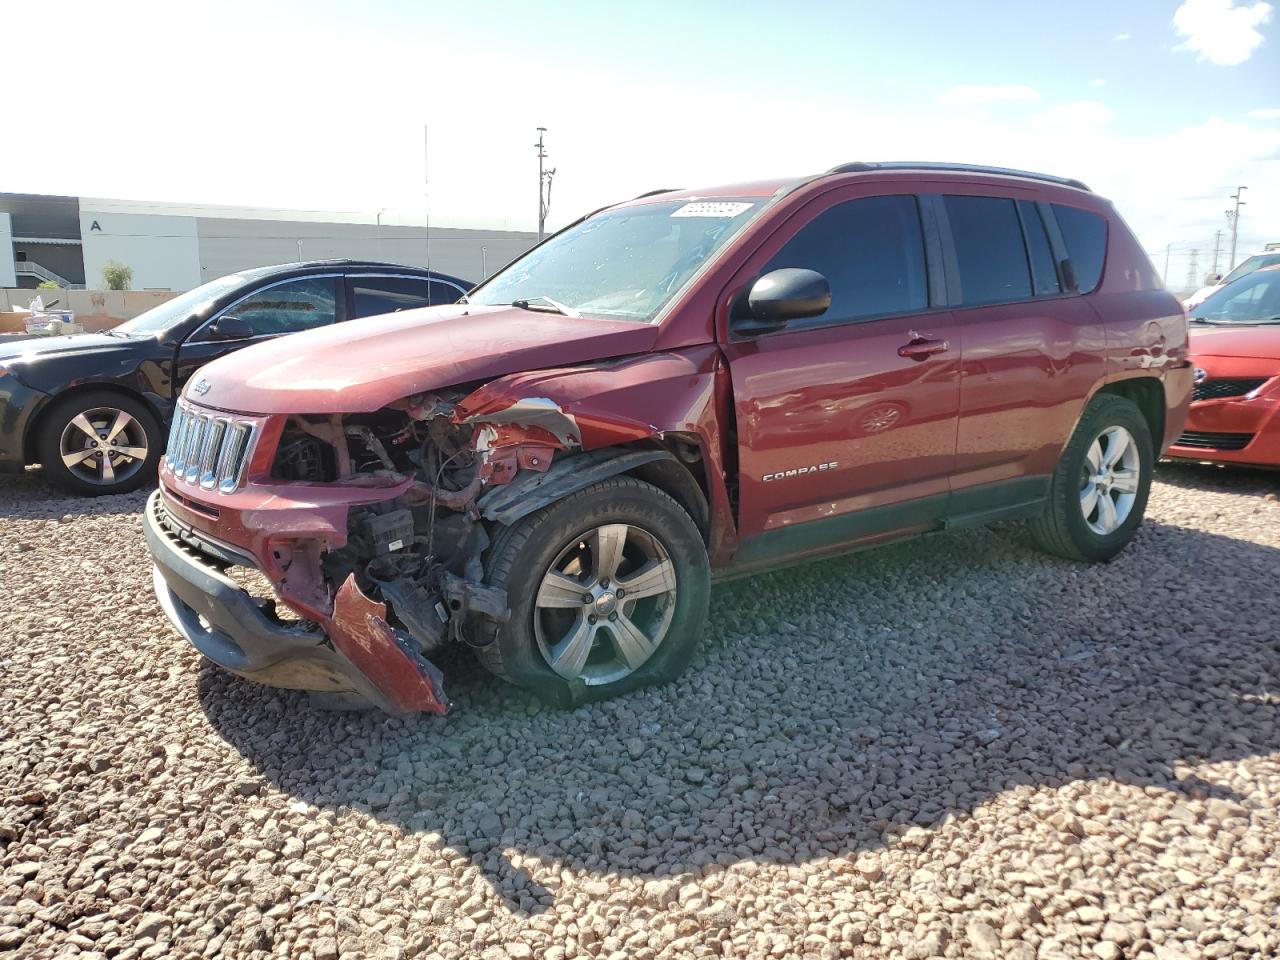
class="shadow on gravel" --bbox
[198,518,1280,915]
[1156,459,1280,496]
[0,470,149,518]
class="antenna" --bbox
[424,124,432,302]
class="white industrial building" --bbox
[1,192,539,291]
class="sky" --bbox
[9,0,1280,283]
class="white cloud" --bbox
[1089,78,1107,88]
[939,84,1040,106]
[1113,32,1132,41]
[1248,107,1280,118]
[1173,0,1273,65]
[1032,100,1115,127]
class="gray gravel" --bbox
[2,463,1279,960]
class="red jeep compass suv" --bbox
[144,162,1191,714]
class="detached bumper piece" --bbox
[144,491,449,715]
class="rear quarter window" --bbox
[1052,204,1108,294]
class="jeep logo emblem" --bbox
[192,379,211,396]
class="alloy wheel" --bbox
[58,406,149,487]
[533,523,678,686]
[1079,425,1140,535]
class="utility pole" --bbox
[1163,242,1173,286]
[536,127,556,241]
[1228,186,1247,270]
[424,125,433,296]
[1211,229,1223,278]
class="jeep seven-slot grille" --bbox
[1192,378,1268,402]
[165,401,258,493]
[1175,431,1255,451]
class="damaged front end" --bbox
[150,348,718,716]
[255,389,563,707]
[179,386,593,714]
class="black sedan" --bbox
[0,260,470,495]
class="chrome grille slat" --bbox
[164,400,259,494]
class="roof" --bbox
[234,260,470,285]
[624,161,1092,207]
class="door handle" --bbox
[898,337,949,361]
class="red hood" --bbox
[1189,324,1280,361]
[190,304,660,414]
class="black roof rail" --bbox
[826,161,1091,192]
[632,188,681,199]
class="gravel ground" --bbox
[2,463,1279,960]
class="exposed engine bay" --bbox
[266,387,584,661]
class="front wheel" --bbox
[35,390,161,496]
[1029,394,1154,563]
[477,476,710,706]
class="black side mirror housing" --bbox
[208,315,253,340]
[732,268,831,336]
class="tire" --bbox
[477,476,710,707]
[1029,394,1154,563]
[35,390,162,496]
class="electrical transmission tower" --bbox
[1228,186,1247,270]
[1186,249,1200,291]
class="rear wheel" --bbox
[478,476,710,706]
[1029,394,1153,563]
[36,390,161,496]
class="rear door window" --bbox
[942,195,1033,306]
[429,280,467,304]
[225,277,338,336]
[764,194,929,326]
[1052,204,1108,294]
[351,276,436,316]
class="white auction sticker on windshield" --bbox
[670,201,753,218]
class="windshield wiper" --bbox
[511,296,579,318]
[1189,317,1230,325]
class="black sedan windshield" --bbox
[1192,269,1280,325]
[112,274,247,337]
[470,198,763,322]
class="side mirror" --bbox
[733,268,831,336]
[207,315,253,340]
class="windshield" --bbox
[1192,268,1280,324]
[112,274,248,337]
[1221,253,1280,286]
[469,198,764,322]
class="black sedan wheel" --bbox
[36,391,161,496]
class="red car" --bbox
[1167,264,1280,467]
[143,162,1191,715]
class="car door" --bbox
[719,189,962,566]
[936,193,1108,517]
[172,274,343,398]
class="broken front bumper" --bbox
[143,490,449,715]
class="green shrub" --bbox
[101,261,133,291]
